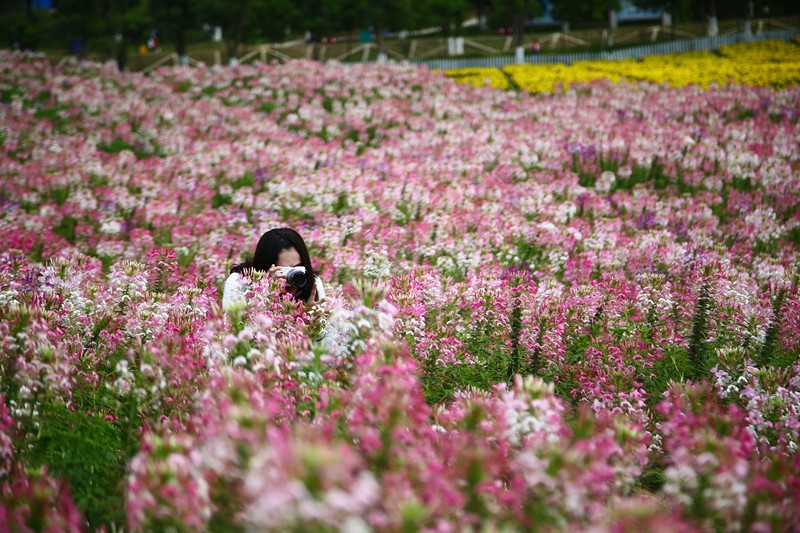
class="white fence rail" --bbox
[135,28,798,73]
[414,29,799,70]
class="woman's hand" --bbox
[268,264,286,280]
[271,264,320,308]
[303,282,326,311]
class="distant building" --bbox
[23,0,54,8]
[617,0,662,21]
[8,0,54,9]
[533,0,662,24]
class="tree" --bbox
[254,0,299,43]
[121,0,152,45]
[550,0,620,26]
[336,0,368,34]
[363,0,416,59]
[196,0,256,63]
[490,0,544,48]
[426,0,470,37]
[290,0,355,44]
[467,0,491,30]
[148,0,197,63]
[50,0,143,62]
[334,0,368,46]
[1,0,46,48]
[630,0,695,23]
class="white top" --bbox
[221,272,325,312]
[222,272,249,312]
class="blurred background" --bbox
[2,0,798,69]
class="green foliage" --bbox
[97,137,160,159]
[572,155,596,187]
[208,482,247,533]
[21,391,143,529]
[420,357,477,405]
[686,283,711,381]
[332,192,350,216]
[424,0,471,36]
[417,333,496,404]
[489,0,545,27]
[393,199,422,227]
[52,216,78,244]
[613,159,670,191]
[505,302,524,381]
[147,0,199,56]
[418,301,536,405]
[97,138,134,154]
[50,187,70,206]
[1,87,25,103]
[550,0,621,24]
[0,10,61,50]
[631,0,695,22]
[296,0,353,37]
[362,0,420,33]
[758,288,786,367]
[211,192,233,209]
[730,175,757,192]
[195,0,298,59]
[644,347,691,400]
[232,171,255,190]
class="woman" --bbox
[222,228,325,312]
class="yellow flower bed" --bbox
[445,39,800,93]
[718,39,800,62]
[622,53,740,88]
[441,67,510,90]
[504,63,622,93]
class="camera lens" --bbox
[286,270,308,288]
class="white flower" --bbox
[100,220,122,235]
[595,170,616,194]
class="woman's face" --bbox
[277,247,302,296]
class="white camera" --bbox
[279,266,309,288]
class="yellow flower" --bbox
[444,39,800,93]
[442,68,509,90]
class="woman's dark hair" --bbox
[231,228,317,302]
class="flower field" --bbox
[1,49,800,531]
[448,38,800,92]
